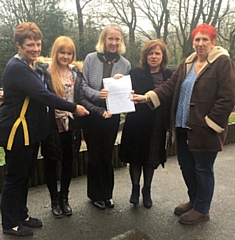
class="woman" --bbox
[35,36,84,217]
[79,23,131,210]
[119,39,173,208]
[132,23,235,224]
[0,22,88,237]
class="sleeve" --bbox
[205,57,235,132]
[82,54,101,102]
[126,61,131,75]
[74,70,104,117]
[11,64,76,113]
[145,66,180,109]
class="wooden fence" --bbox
[0,123,235,193]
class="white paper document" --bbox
[103,75,135,114]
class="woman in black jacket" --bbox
[119,39,173,208]
[0,23,88,237]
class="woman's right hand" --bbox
[131,94,147,104]
[103,110,112,119]
[100,89,108,99]
[0,90,3,100]
[75,105,89,116]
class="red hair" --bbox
[192,23,216,41]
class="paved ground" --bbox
[1,144,235,240]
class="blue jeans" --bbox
[176,128,217,213]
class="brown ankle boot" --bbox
[179,208,210,225]
[174,201,193,216]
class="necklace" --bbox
[102,55,116,64]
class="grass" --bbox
[229,112,235,123]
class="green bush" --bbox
[229,112,235,123]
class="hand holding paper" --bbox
[100,89,108,99]
[103,75,135,114]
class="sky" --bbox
[62,1,76,12]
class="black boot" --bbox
[130,185,140,205]
[60,192,72,216]
[51,196,63,218]
[142,186,152,208]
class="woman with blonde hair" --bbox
[79,23,131,210]
[35,36,87,217]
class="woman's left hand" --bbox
[103,110,112,119]
[113,73,123,79]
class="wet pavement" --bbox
[1,143,235,240]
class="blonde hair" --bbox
[35,56,51,64]
[95,23,126,54]
[50,36,76,97]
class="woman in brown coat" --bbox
[132,23,235,224]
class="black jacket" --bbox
[119,67,173,168]
[0,57,76,150]
[35,62,84,160]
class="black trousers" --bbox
[83,114,120,201]
[44,131,74,199]
[1,143,38,229]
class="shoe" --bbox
[130,185,140,205]
[105,199,114,208]
[21,217,43,228]
[51,198,63,218]
[179,208,210,225]
[174,201,193,216]
[3,225,33,236]
[93,201,106,210]
[61,198,72,216]
[142,186,152,208]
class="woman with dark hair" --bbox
[132,23,235,223]
[0,22,88,237]
[119,39,173,208]
[79,23,131,210]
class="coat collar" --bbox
[184,46,230,75]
